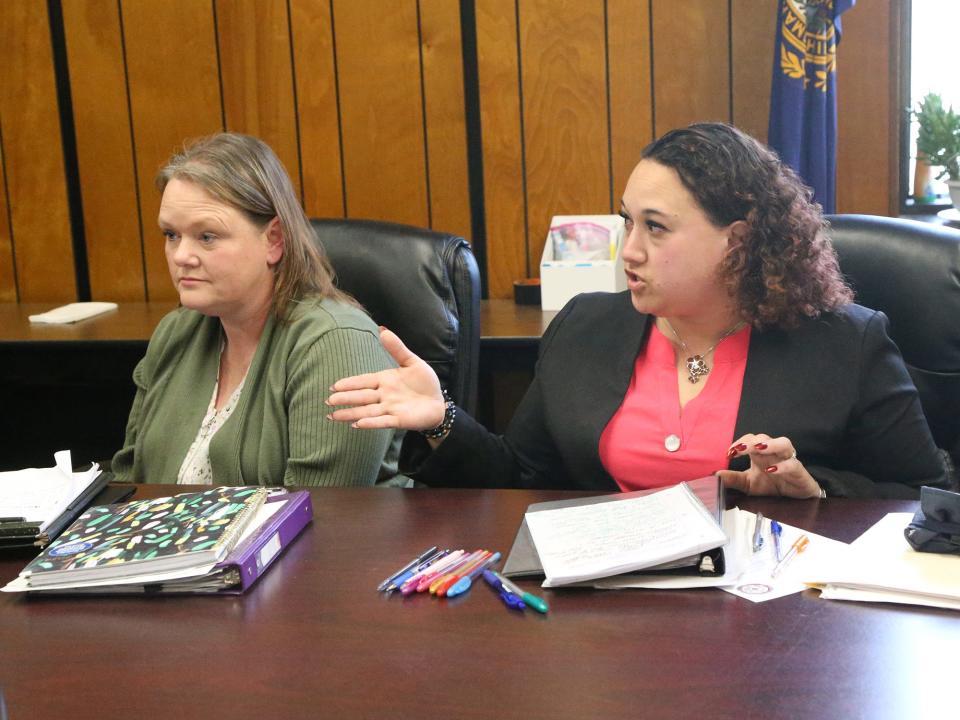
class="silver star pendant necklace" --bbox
[661,318,746,384]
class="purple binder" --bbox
[216,490,314,594]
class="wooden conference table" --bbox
[0,299,555,345]
[0,487,956,720]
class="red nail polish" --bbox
[736,443,748,452]
[754,442,768,450]
[765,465,778,473]
[727,447,738,457]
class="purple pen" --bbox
[386,549,449,593]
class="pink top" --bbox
[599,322,751,491]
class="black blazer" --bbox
[419,292,948,498]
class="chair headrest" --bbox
[826,214,960,373]
[826,214,960,457]
[308,218,480,412]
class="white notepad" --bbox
[28,302,118,324]
[525,482,728,587]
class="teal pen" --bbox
[492,570,549,614]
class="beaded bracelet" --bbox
[421,389,456,440]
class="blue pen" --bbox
[770,520,783,562]
[752,512,765,552]
[377,545,439,592]
[494,570,549,614]
[446,552,501,598]
[482,569,526,611]
[385,549,448,593]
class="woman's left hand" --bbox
[715,433,823,499]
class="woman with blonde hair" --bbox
[112,132,395,486]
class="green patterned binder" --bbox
[22,486,268,587]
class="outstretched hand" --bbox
[326,328,447,432]
[716,433,823,499]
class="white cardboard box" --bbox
[539,215,627,311]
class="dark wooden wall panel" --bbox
[837,0,895,215]
[2,1,907,303]
[0,138,15,302]
[121,0,223,302]
[651,0,730,137]
[731,0,777,143]
[290,0,343,219]
[420,0,471,240]
[520,0,610,263]
[62,0,145,301]
[217,0,301,197]
[0,0,75,303]
[333,0,428,227]
[476,0,527,297]
[607,0,653,203]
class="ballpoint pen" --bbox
[434,551,492,597]
[399,550,464,595]
[481,569,526,610]
[415,551,472,593]
[428,550,487,594]
[493,570,549,614]
[411,550,473,593]
[752,512,765,552]
[385,549,449,593]
[376,545,438,592]
[770,534,809,578]
[446,552,502,597]
[770,520,783,562]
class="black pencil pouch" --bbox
[904,486,960,554]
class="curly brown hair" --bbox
[640,123,852,329]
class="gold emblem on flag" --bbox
[779,0,838,92]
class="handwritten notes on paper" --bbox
[0,450,100,531]
[524,483,727,587]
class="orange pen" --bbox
[425,550,484,594]
[432,550,490,596]
[770,534,809,578]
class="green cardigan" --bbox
[111,298,396,487]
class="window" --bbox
[903,0,960,210]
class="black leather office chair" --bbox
[826,214,960,482]
[309,218,481,415]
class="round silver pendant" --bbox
[664,434,681,452]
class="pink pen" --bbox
[434,551,491,597]
[399,550,464,596]
[413,551,474,593]
[419,549,484,593]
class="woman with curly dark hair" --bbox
[328,123,948,498]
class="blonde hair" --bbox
[157,132,356,319]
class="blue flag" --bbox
[767,0,855,213]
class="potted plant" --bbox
[914,92,960,208]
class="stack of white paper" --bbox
[28,302,117,324]
[0,450,100,532]
[525,483,728,587]
[595,508,848,604]
[805,513,960,611]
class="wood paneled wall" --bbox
[0,0,900,302]
[1,0,76,303]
